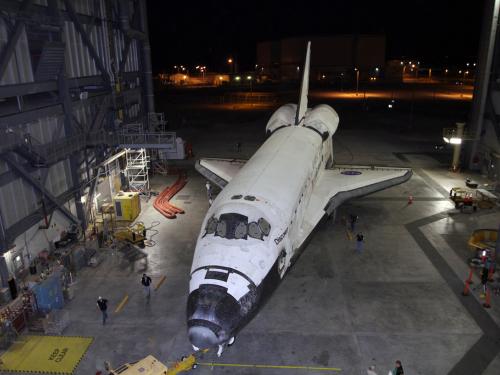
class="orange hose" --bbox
[154,173,187,219]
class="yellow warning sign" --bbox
[0,335,93,374]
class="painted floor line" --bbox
[154,275,167,291]
[114,294,129,313]
[198,362,342,371]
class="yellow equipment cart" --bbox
[108,353,198,375]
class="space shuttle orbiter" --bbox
[187,42,412,355]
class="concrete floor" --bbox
[52,131,499,375]
[9,99,500,374]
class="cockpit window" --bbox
[247,217,271,240]
[204,214,271,241]
[258,218,271,236]
[234,221,248,239]
[216,220,227,237]
[248,222,262,239]
[205,217,217,234]
[215,213,248,240]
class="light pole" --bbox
[227,58,233,73]
[247,75,253,94]
[355,68,359,96]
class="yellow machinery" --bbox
[468,229,498,252]
[109,354,198,375]
[113,222,146,247]
[109,355,168,374]
[113,191,141,221]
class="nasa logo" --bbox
[274,228,288,245]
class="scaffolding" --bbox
[125,149,150,193]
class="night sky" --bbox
[147,0,485,73]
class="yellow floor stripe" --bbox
[154,275,167,291]
[114,294,129,313]
[198,362,342,371]
[346,229,353,240]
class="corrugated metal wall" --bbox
[0,0,142,235]
[0,19,34,85]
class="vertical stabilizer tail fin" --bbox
[295,41,311,125]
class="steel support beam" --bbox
[119,38,132,74]
[138,0,155,116]
[63,0,110,85]
[0,0,34,81]
[0,73,137,99]
[0,205,8,252]
[1,104,63,126]
[0,161,39,188]
[58,72,87,228]
[0,89,132,128]
[2,152,78,225]
[3,189,74,244]
[467,0,500,168]
[0,0,102,26]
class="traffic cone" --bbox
[483,288,492,308]
[466,267,474,284]
[488,264,495,282]
[462,279,471,296]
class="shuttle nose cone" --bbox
[188,326,218,348]
[187,284,245,347]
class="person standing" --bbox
[97,296,108,325]
[142,273,152,299]
[205,181,212,201]
[481,264,489,297]
[390,360,404,375]
[350,214,358,232]
[356,233,364,254]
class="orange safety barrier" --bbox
[462,279,471,296]
[154,173,187,219]
[462,267,475,296]
[466,267,474,284]
[483,288,492,308]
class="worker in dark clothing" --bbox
[481,265,489,296]
[391,360,404,375]
[142,273,152,299]
[350,214,358,231]
[356,233,364,254]
[97,296,108,325]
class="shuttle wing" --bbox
[195,158,246,188]
[299,165,412,246]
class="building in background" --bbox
[256,35,386,82]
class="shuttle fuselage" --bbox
[187,104,339,349]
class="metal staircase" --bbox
[34,42,66,81]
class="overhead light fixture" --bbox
[444,137,462,144]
